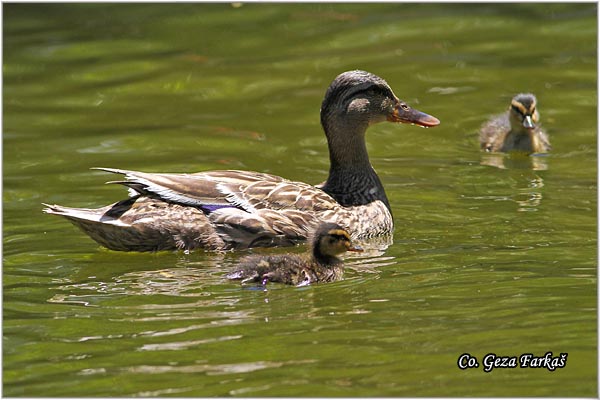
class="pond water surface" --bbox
[3,3,597,397]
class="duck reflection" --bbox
[513,174,545,212]
[480,152,549,171]
[464,156,547,213]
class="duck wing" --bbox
[95,167,340,214]
[90,168,345,249]
[479,113,510,151]
[43,197,226,251]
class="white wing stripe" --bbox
[124,175,207,207]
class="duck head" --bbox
[509,93,539,132]
[320,70,440,135]
[312,223,363,262]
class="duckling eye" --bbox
[327,234,348,244]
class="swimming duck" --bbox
[479,93,551,154]
[227,223,362,286]
[43,70,440,252]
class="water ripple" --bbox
[138,335,243,351]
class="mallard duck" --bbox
[43,70,440,252]
[479,93,551,154]
[227,223,362,286]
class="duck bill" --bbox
[388,103,440,127]
[347,244,364,253]
[522,115,535,129]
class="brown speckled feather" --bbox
[89,168,391,248]
[43,197,226,251]
[44,168,393,251]
[100,168,336,212]
[228,254,344,286]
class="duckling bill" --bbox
[479,93,551,154]
[227,223,362,286]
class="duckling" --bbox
[227,223,362,286]
[479,93,551,154]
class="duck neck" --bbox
[320,120,391,212]
[312,246,342,266]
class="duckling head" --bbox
[509,93,539,132]
[312,223,363,264]
[320,70,440,136]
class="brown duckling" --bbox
[479,93,551,154]
[227,223,362,286]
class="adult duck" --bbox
[227,223,362,286]
[44,70,440,251]
[479,93,551,154]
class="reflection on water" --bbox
[480,152,549,171]
[479,153,547,211]
[49,267,216,299]
[348,233,393,256]
[513,174,544,212]
[514,191,543,212]
[461,167,546,213]
[48,251,395,305]
[138,334,243,351]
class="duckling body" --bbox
[480,93,550,154]
[44,70,440,252]
[227,223,361,286]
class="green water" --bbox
[3,3,597,397]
